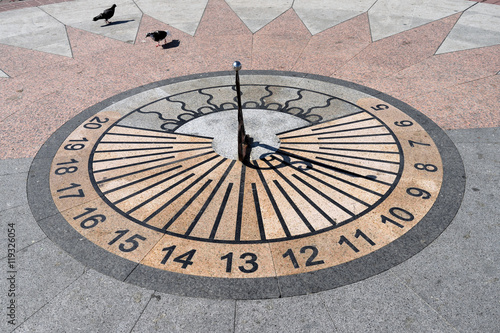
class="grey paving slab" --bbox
[437,3,500,54]
[389,127,500,333]
[135,0,209,36]
[1,238,84,332]
[0,205,47,260]
[131,293,235,333]
[0,172,28,212]
[41,0,142,44]
[368,0,473,41]
[452,141,499,177]
[0,158,32,176]
[319,271,458,332]
[235,293,337,333]
[14,269,150,333]
[0,69,8,78]
[446,126,499,144]
[226,0,292,33]
[0,7,72,57]
[294,0,375,35]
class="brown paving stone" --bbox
[67,26,136,60]
[190,0,253,72]
[0,96,82,159]
[403,74,500,130]
[0,42,72,77]
[292,13,371,76]
[194,34,253,72]
[195,0,251,37]
[333,13,461,85]
[251,9,311,70]
[371,44,500,100]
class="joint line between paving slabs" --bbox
[11,265,87,331]
[128,291,155,333]
[432,11,468,56]
[291,35,312,72]
[318,292,340,331]
[0,236,48,262]
[132,12,144,46]
[232,300,237,333]
[397,70,499,101]
[390,271,462,333]
[267,242,283,298]
[193,1,210,37]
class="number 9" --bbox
[406,187,431,199]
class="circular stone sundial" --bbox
[28,71,465,299]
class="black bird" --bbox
[146,30,171,47]
[93,4,116,24]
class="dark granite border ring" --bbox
[27,71,465,299]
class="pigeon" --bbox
[93,4,116,24]
[146,30,171,47]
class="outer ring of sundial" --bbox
[27,71,465,299]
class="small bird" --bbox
[146,30,171,47]
[93,4,116,24]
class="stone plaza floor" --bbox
[1,0,499,332]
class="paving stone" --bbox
[41,0,143,44]
[235,294,337,332]
[446,126,500,144]
[0,205,47,259]
[135,0,209,36]
[0,7,71,57]
[14,269,150,333]
[0,158,32,176]
[368,0,473,41]
[226,0,292,33]
[389,128,500,332]
[131,293,235,333]
[0,172,28,212]
[294,0,375,35]
[0,238,84,331]
[437,3,500,54]
[319,271,458,332]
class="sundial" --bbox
[28,68,465,299]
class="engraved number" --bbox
[339,229,375,253]
[380,207,415,228]
[221,252,258,273]
[408,140,431,147]
[407,187,431,199]
[108,230,146,252]
[414,163,438,172]
[371,104,389,111]
[73,207,106,229]
[57,183,84,199]
[161,246,196,269]
[283,246,325,269]
[394,120,413,127]
[84,116,109,129]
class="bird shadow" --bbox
[161,40,181,49]
[101,19,135,27]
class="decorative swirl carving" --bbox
[134,84,348,132]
